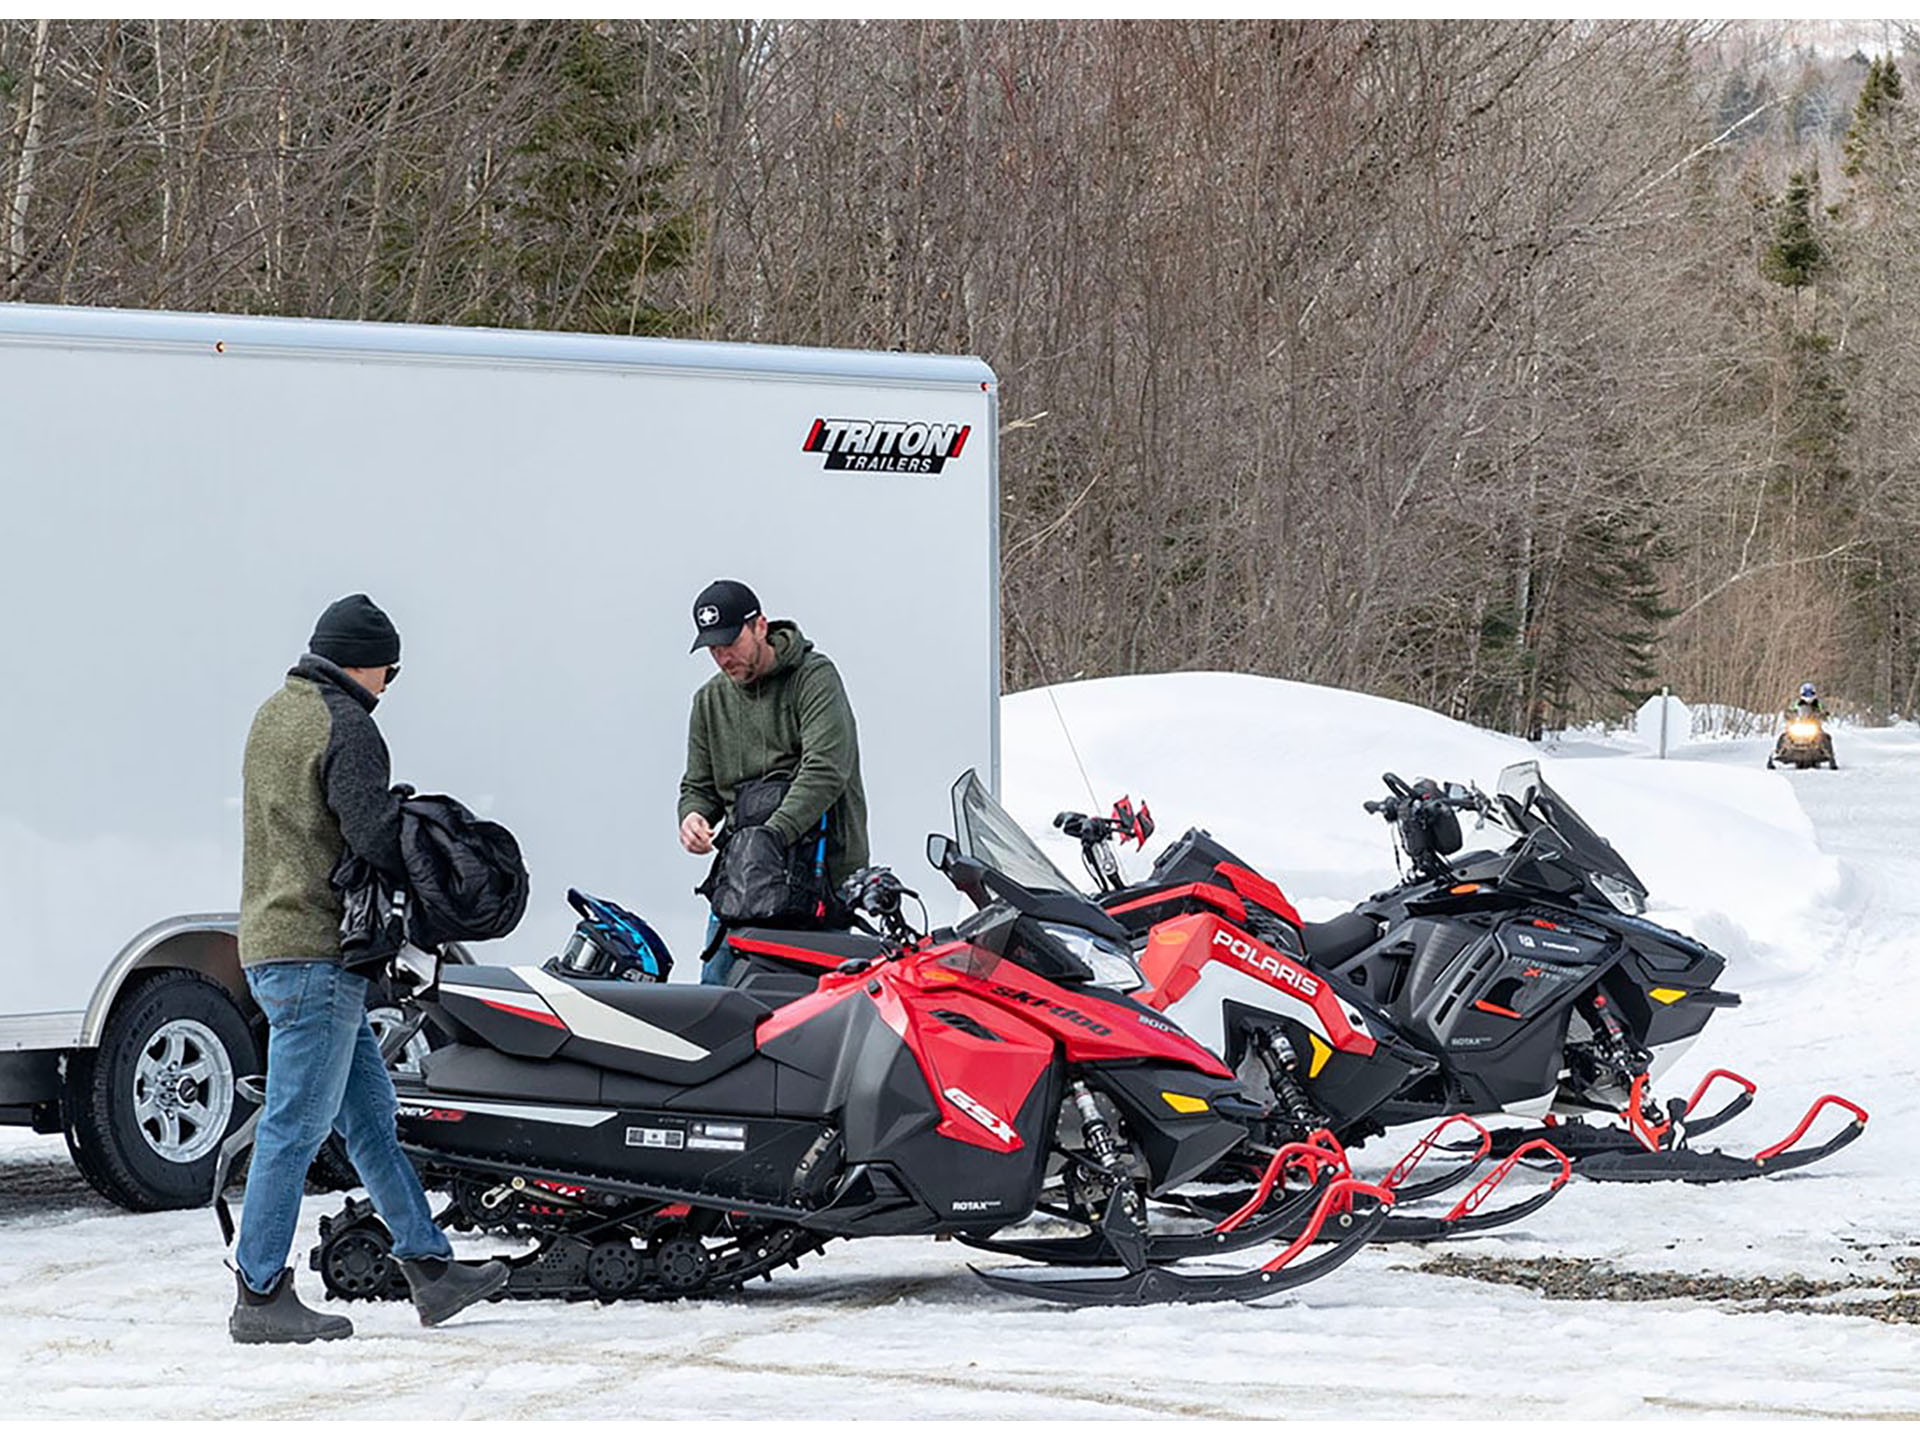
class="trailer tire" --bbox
[62,969,260,1211]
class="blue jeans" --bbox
[234,961,451,1295]
[700,914,731,985]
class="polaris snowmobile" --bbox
[714,775,1573,1253]
[1056,762,1868,1185]
[298,852,1393,1309]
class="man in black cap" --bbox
[229,593,507,1343]
[679,579,869,980]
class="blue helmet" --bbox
[1799,682,1818,702]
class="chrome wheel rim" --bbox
[131,1018,235,1163]
[368,1005,432,1077]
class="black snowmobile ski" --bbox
[959,1164,1338,1266]
[969,1176,1392,1306]
[1374,1137,1571,1239]
[1469,1072,1868,1184]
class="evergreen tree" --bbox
[1843,54,1905,177]
[1760,167,1827,289]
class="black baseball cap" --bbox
[690,579,762,651]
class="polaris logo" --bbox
[803,417,971,473]
[1212,928,1321,997]
[942,1086,1019,1144]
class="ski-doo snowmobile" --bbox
[716,775,1573,1250]
[299,852,1393,1308]
[1058,761,1868,1184]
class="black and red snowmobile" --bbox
[714,775,1574,1251]
[300,854,1393,1308]
[1053,761,1868,1185]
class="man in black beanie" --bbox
[230,593,507,1342]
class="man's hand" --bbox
[680,812,715,855]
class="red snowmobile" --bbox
[289,854,1396,1308]
[715,776,1576,1250]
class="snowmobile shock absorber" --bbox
[1254,1030,1328,1135]
[1070,1080,1129,1175]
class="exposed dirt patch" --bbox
[1417,1253,1920,1325]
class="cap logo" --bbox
[696,606,720,626]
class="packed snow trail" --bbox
[3,679,1918,1419]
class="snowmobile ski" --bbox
[1473,1071,1868,1184]
[969,1176,1392,1306]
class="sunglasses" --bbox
[385,664,401,685]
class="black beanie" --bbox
[309,593,401,668]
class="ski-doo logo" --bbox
[802,417,971,474]
[942,1086,1019,1143]
[1211,928,1320,997]
[989,984,1114,1036]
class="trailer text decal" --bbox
[802,417,970,473]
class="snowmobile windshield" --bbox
[1493,761,1650,914]
[946,770,1134,960]
[950,769,1087,899]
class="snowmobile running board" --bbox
[970,1176,1394,1306]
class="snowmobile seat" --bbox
[433,965,773,1087]
[1298,911,1379,968]
[552,980,774,1086]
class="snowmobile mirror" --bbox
[927,833,959,872]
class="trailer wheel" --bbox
[62,969,260,1211]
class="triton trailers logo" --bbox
[802,417,972,473]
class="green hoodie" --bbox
[679,620,869,888]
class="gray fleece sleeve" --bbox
[322,709,407,881]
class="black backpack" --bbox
[698,773,832,926]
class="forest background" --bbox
[6,18,1918,735]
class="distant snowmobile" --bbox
[1769,711,1837,770]
[1053,763,1867,1185]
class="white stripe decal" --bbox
[515,967,711,1062]
[434,1099,617,1127]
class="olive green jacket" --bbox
[678,621,869,887]
[238,656,405,965]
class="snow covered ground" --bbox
[5,673,1918,1420]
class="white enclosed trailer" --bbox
[0,302,999,1208]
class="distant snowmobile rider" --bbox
[1794,682,1824,718]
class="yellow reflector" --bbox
[1649,987,1687,1005]
[1161,1091,1211,1115]
[1307,1034,1334,1078]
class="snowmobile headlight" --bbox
[1040,923,1146,990]
[1590,872,1646,917]
[1787,719,1820,741]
